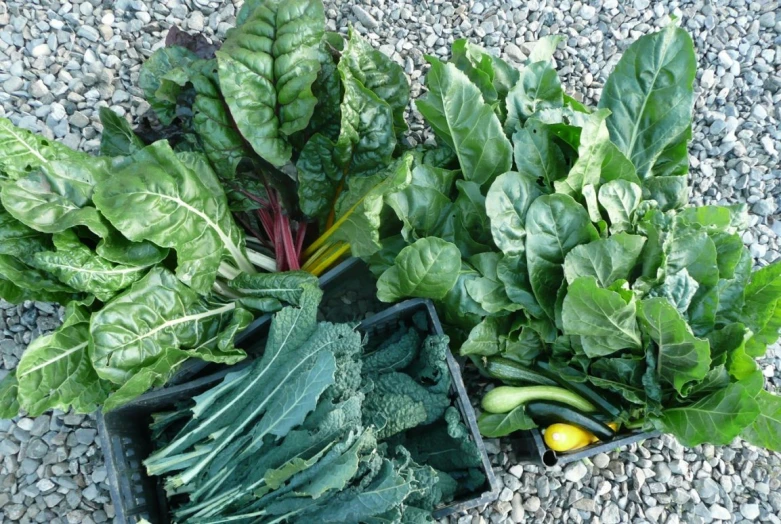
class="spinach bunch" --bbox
[363,26,781,450]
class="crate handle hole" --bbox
[543,450,558,467]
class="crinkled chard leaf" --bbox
[598,24,696,179]
[99,107,145,157]
[0,207,51,261]
[1,158,112,237]
[340,27,410,138]
[0,117,85,180]
[217,0,325,167]
[93,142,252,293]
[330,154,412,258]
[228,270,319,309]
[377,237,461,302]
[0,371,20,419]
[486,171,542,256]
[525,194,598,320]
[32,231,150,303]
[0,254,76,297]
[637,298,711,395]
[138,46,199,126]
[90,267,249,385]
[297,133,342,225]
[417,57,512,186]
[561,276,642,357]
[16,303,112,416]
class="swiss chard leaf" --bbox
[0,117,85,180]
[93,142,252,293]
[217,0,325,166]
[99,107,145,157]
[741,390,781,453]
[16,303,112,416]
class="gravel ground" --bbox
[1,0,780,523]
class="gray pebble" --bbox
[564,462,588,483]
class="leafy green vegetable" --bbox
[477,406,537,437]
[377,238,461,302]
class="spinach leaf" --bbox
[525,194,598,320]
[505,61,563,134]
[563,233,646,288]
[741,390,781,453]
[512,120,567,191]
[598,24,696,179]
[417,57,512,186]
[377,237,461,302]
[478,406,537,438]
[655,383,759,447]
[486,171,542,256]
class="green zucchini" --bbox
[481,385,596,414]
[534,361,622,418]
[485,357,558,386]
[525,400,615,441]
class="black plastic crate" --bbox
[512,427,662,467]
[98,297,499,523]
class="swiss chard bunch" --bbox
[358,25,781,451]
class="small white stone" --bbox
[580,5,596,19]
[31,43,51,58]
[740,503,760,520]
[701,69,716,89]
[718,50,734,68]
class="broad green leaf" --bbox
[741,390,781,453]
[710,232,744,280]
[525,194,599,320]
[589,356,647,405]
[377,237,461,302]
[90,268,249,385]
[334,61,396,176]
[228,271,319,306]
[297,133,342,224]
[0,254,75,295]
[598,25,696,179]
[331,154,412,258]
[485,171,543,256]
[513,120,568,191]
[460,316,504,357]
[367,235,407,278]
[656,383,759,447]
[1,158,112,237]
[451,39,498,105]
[478,406,537,438]
[417,57,512,186]
[465,252,519,314]
[95,231,170,267]
[563,233,646,288]
[651,124,692,178]
[600,142,641,185]
[189,61,254,179]
[453,180,492,247]
[598,180,643,233]
[16,304,112,416]
[93,142,252,293]
[33,231,150,302]
[387,183,453,242]
[505,61,563,134]
[409,164,458,195]
[102,350,191,412]
[217,0,325,166]
[708,322,750,369]
[497,254,543,318]
[340,27,409,138]
[647,269,699,314]
[638,298,710,395]
[304,39,343,142]
[0,372,20,419]
[439,265,488,330]
[643,176,689,211]
[0,207,51,260]
[138,46,198,125]
[527,36,564,63]
[554,109,612,196]
[741,262,781,342]
[562,276,642,357]
[0,117,84,180]
[745,299,781,358]
[98,107,144,157]
[667,230,719,288]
